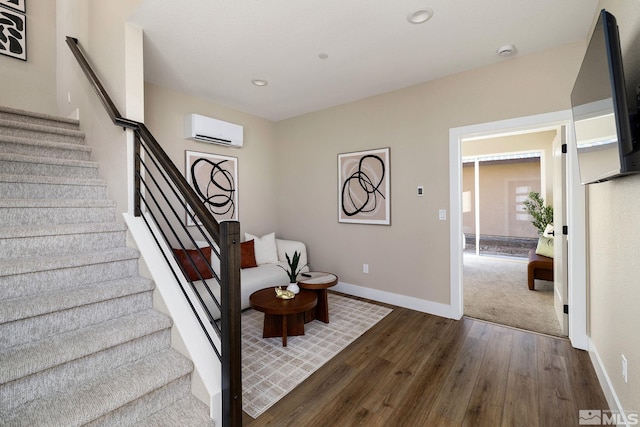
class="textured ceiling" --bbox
[129,0,599,121]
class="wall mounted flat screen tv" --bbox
[571,9,640,185]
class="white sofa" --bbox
[190,236,308,319]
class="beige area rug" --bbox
[463,254,563,337]
[242,293,392,419]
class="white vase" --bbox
[286,282,300,294]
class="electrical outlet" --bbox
[363,264,369,274]
[622,355,628,383]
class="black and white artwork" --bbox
[0,0,25,13]
[0,5,26,61]
[186,151,238,224]
[338,147,390,225]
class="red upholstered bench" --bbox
[527,249,553,290]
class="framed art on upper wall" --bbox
[0,0,25,13]
[338,147,390,225]
[186,150,238,225]
[0,4,26,61]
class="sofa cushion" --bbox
[241,240,258,269]
[535,236,554,258]
[276,239,308,270]
[173,246,213,281]
[245,232,278,265]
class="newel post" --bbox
[219,220,242,426]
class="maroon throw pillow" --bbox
[241,240,258,269]
[173,246,213,281]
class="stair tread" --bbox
[137,395,214,427]
[0,308,169,383]
[0,106,80,127]
[0,198,116,208]
[0,222,125,239]
[0,348,192,427]
[0,276,153,324]
[0,118,85,138]
[0,152,98,168]
[0,247,140,277]
[0,133,91,151]
[0,173,106,186]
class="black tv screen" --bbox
[571,9,639,184]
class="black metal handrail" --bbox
[66,36,242,426]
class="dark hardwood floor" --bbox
[242,295,608,426]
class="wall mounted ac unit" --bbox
[184,114,243,148]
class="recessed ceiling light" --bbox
[407,8,433,24]
[251,79,268,87]
[496,44,516,57]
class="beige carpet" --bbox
[463,254,563,337]
[242,293,392,419]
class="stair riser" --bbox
[87,376,192,427]
[0,159,99,179]
[1,329,170,412]
[0,230,127,260]
[0,111,79,131]
[0,182,107,199]
[0,140,91,161]
[0,259,139,300]
[0,125,84,145]
[0,206,116,226]
[0,292,153,349]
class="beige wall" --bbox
[461,130,557,239]
[463,160,541,238]
[143,83,279,237]
[0,0,56,114]
[275,42,584,305]
[55,0,143,220]
[588,0,640,414]
[462,130,556,202]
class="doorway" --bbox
[460,135,562,336]
[449,110,588,350]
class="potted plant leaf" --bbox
[523,191,553,234]
[278,250,307,294]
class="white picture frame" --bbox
[186,150,238,224]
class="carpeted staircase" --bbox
[0,106,214,426]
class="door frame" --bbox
[449,110,588,350]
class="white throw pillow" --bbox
[244,232,278,265]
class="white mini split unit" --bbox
[184,114,243,148]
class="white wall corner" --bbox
[124,23,145,123]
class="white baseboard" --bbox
[589,338,634,426]
[333,281,455,319]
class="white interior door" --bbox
[552,127,569,335]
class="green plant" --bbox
[278,251,307,283]
[523,191,553,234]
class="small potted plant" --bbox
[278,250,306,294]
[523,191,554,257]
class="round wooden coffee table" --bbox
[249,287,317,347]
[297,272,338,323]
